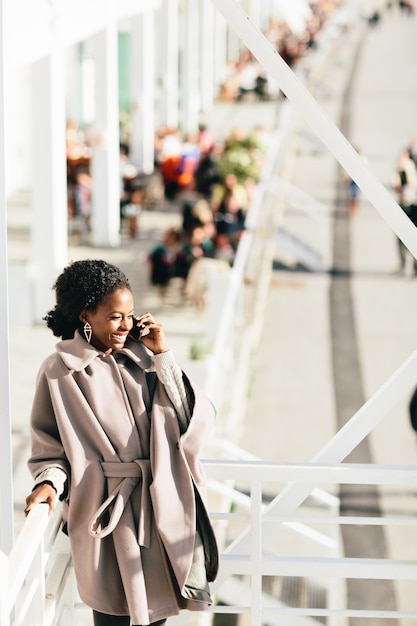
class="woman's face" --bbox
[82,287,135,353]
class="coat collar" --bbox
[56,330,152,372]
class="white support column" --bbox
[158,0,179,129]
[31,11,68,323]
[66,43,83,125]
[0,0,13,556]
[90,25,120,247]
[180,0,200,135]
[199,0,215,114]
[226,21,241,63]
[129,10,155,175]
[213,9,227,90]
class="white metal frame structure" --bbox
[2,0,417,623]
[204,460,417,625]
[5,460,417,625]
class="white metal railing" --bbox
[201,460,417,625]
[267,176,331,272]
[7,460,417,625]
[4,502,76,626]
[203,439,341,626]
[203,97,295,423]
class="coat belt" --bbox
[88,460,152,548]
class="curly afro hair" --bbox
[44,259,131,339]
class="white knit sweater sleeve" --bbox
[33,466,67,497]
[151,350,191,432]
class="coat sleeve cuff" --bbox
[34,467,67,497]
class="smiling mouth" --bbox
[111,334,127,342]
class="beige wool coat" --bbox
[28,331,218,625]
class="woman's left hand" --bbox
[131,312,169,355]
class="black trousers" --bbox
[93,610,166,626]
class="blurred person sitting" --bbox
[214,191,246,250]
[235,58,259,101]
[211,171,248,212]
[177,133,200,193]
[407,136,417,167]
[122,184,145,239]
[174,225,206,289]
[184,255,231,310]
[120,144,138,217]
[213,232,235,266]
[148,226,181,299]
[182,199,215,239]
[194,146,221,199]
[197,124,215,158]
[157,127,183,200]
[66,119,92,162]
[68,166,92,244]
[211,173,247,249]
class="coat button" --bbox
[175,442,180,450]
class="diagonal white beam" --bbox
[209,0,417,259]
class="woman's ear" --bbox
[79,310,88,323]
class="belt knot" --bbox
[89,460,152,547]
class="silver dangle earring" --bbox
[83,321,92,343]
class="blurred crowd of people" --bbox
[65,0,347,237]
[364,0,415,27]
[148,123,268,306]
[219,0,416,104]
[64,0,355,301]
[65,113,268,306]
[219,0,344,102]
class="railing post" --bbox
[0,551,10,625]
[250,478,263,626]
[18,542,47,625]
[9,505,50,625]
[59,566,78,626]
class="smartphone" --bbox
[130,318,149,340]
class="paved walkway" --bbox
[7,3,417,622]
